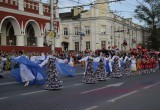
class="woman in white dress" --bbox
[16,51,35,86]
[130,55,137,74]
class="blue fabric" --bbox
[56,62,76,77]
[93,62,99,72]
[105,61,111,74]
[10,56,47,85]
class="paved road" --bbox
[0,70,160,110]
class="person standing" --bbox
[39,52,67,90]
[94,52,109,81]
[79,52,98,84]
[0,55,4,78]
[15,51,35,86]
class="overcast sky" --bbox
[42,0,144,25]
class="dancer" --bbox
[122,53,130,76]
[14,51,35,86]
[39,52,67,90]
[94,52,109,81]
[136,56,142,75]
[79,52,98,84]
[0,56,4,78]
[130,55,137,75]
[110,53,122,78]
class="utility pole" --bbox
[80,12,82,52]
[122,18,125,50]
[78,0,83,52]
[50,0,55,52]
[113,15,116,47]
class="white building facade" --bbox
[59,0,143,51]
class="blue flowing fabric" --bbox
[105,60,111,74]
[10,56,47,85]
[56,62,76,77]
[92,62,99,72]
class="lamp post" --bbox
[50,0,55,52]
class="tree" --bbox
[134,0,160,50]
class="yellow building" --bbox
[59,0,143,51]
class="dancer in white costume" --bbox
[94,52,110,81]
[130,55,137,72]
[39,53,67,90]
[79,52,98,84]
[16,51,35,86]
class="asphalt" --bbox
[0,69,160,110]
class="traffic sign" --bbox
[48,31,56,38]
[48,31,54,39]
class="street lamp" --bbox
[50,0,55,52]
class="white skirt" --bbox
[20,64,35,82]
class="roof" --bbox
[59,10,88,20]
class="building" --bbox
[0,0,61,52]
[59,0,143,51]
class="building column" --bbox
[69,23,73,50]
[91,21,95,51]
[16,35,24,46]
[95,22,99,50]
[1,30,6,45]
[39,2,43,15]
[37,36,44,47]
[18,0,24,11]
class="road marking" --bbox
[0,97,8,100]
[73,83,83,86]
[0,82,18,86]
[107,90,138,103]
[106,82,124,87]
[81,86,107,94]
[143,82,160,90]
[84,106,98,110]
[106,78,111,80]
[21,90,46,96]
[81,82,124,94]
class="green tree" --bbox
[134,0,160,50]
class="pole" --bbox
[50,0,55,52]
[80,12,82,52]
[78,0,82,52]
[113,15,115,47]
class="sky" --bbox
[42,0,144,25]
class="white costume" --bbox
[15,56,35,83]
[94,56,110,73]
[39,55,67,67]
[130,58,137,72]
[79,56,93,74]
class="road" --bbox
[0,69,160,110]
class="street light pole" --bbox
[50,0,55,52]
[80,12,82,52]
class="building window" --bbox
[85,26,90,35]
[86,41,90,50]
[74,27,79,35]
[101,25,106,34]
[75,42,79,51]
[64,28,68,35]
[15,1,17,6]
[101,41,106,49]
